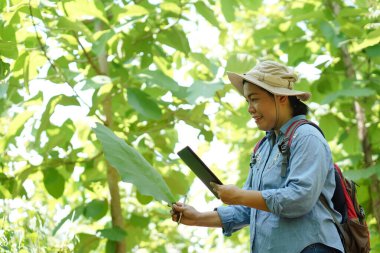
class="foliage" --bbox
[93,123,175,204]
[0,0,379,252]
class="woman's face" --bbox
[243,82,277,131]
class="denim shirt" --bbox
[216,115,344,253]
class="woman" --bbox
[171,60,344,253]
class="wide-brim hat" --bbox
[227,60,311,101]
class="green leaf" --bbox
[319,114,341,141]
[186,80,224,104]
[74,233,100,253]
[130,213,150,227]
[136,190,154,205]
[365,44,380,58]
[164,170,190,195]
[1,111,34,152]
[97,227,127,242]
[92,29,115,55]
[82,75,112,90]
[56,16,93,40]
[321,88,376,104]
[238,0,262,10]
[0,40,18,59]
[60,0,109,25]
[225,54,256,73]
[350,28,380,52]
[93,123,175,204]
[127,88,162,120]
[83,199,108,220]
[220,0,236,22]
[195,2,219,28]
[45,120,75,151]
[43,168,65,199]
[121,4,149,18]
[157,26,190,54]
[84,199,108,220]
[35,95,79,146]
[160,2,181,15]
[343,164,380,181]
[136,69,188,98]
[106,240,116,253]
[287,42,309,65]
[0,58,10,80]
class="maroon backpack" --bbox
[252,119,370,253]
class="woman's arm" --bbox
[210,183,270,212]
[171,202,222,227]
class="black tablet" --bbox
[177,146,223,198]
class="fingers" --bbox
[210,182,221,193]
[171,203,185,222]
[172,202,186,211]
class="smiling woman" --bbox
[171,60,344,253]
[1,0,379,251]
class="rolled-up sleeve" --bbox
[261,132,332,218]
[216,204,250,236]
[215,165,253,236]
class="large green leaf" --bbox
[93,123,175,204]
[127,88,162,120]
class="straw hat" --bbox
[227,60,311,101]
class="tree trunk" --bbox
[97,23,127,252]
[329,0,380,232]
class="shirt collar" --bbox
[279,115,306,135]
[265,115,307,140]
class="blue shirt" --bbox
[216,115,344,253]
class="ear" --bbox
[277,95,288,104]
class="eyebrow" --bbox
[245,92,259,99]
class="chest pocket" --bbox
[261,151,289,189]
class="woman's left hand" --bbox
[210,182,243,205]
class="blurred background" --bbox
[0,0,379,252]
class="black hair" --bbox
[289,96,309,116]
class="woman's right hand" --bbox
[171,202,200,226]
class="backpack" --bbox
[252,118,370,253]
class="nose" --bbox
[247,101,255,114]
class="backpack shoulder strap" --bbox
[251,136,267,167]
[279,119,324,177]
[253,136,267,154]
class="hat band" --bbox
[247,70,294,89]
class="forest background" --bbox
[0,0,379,252]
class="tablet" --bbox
[177,146,223,199]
